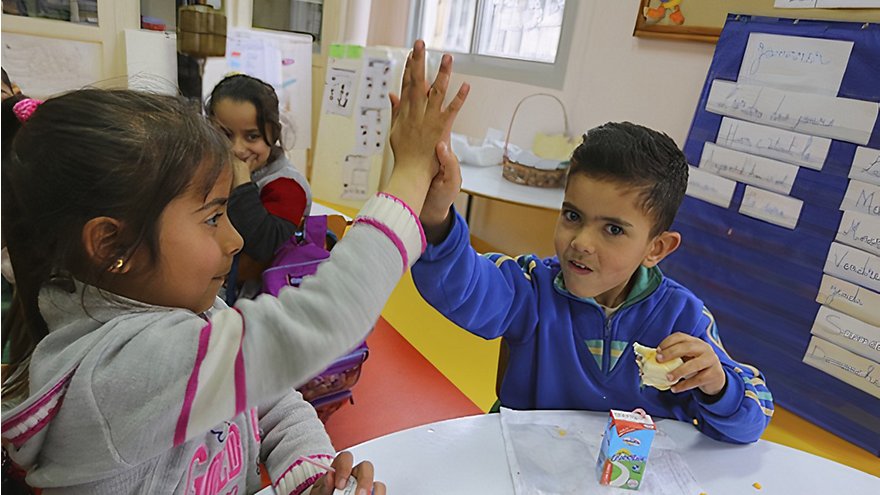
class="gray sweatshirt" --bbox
[1,193,425,494]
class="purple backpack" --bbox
[261,215,369,422]
[261,215,331,296]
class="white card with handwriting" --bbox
[847,146,880,187]
[811,305,880,363]
[816,275,880,326]
[706,80,879,145]
[685,166,736,208]
[699,142,799,194]
[839,179,880,216]
[738,33,852,96]
[803,336,880,399]
[716,117,829,170]
[739,185,803,229]
[836,210,880,256]
[824,241,880,292]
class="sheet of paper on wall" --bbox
[226,36,282,88]
[341,154,370,200]
[802,336,880,399]
[823,241,880,292]
[739,185,803,229]
[699,143,799,195]
[839,179,880,216]
[353,108,386,155]
[738,33,852,96]
[847,146,880,187]
[685,166,737,208]
[352,58,394,156]
[816,274,880,326]
[323,67,357,117]
[811,305,880,363]
[706,80,879,145]
[716,117,830,170]
[836,210,880,256]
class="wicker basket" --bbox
[502,93,571,188]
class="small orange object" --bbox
[753,482,762,490]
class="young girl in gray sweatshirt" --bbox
[1,42,469,494]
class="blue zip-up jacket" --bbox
[412,210,774,444]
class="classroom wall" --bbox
[367,0,716,256]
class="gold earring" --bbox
[113,258,125,270]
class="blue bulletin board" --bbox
[663,15,880,454]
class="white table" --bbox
[341,412,878,495]
[460,164,563,222]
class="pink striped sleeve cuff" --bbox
[353,192,426,274]
[274,454,334,495]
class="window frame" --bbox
[406,0,578,90]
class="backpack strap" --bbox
[302,215,328,246]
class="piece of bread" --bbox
[633,342,683,391]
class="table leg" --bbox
[465,194,473,224]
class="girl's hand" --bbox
[231,157,252,187]
[384,40,469,216]
[311,451,386,495]
[656,332,727,396]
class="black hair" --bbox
[2,92,27,160]
[567,122,688,236]
[206,74,283,161]
[1,89,230,401]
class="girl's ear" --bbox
[642,231,681,268]
[81,217,131,273]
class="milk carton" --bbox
[596,409,656,490]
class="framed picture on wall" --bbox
[633,0,723,43]
[633,0,880,44]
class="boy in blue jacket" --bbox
[413,122,773,444]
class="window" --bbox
[2,0,98,25]
[410,0,575,89]
[252,0,323,46]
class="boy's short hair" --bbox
[567,122,688,236]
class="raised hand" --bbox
[421,141,461,244]
[384,40,469,216]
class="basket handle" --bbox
[503,93,571,159]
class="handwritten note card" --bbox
[847,146,880,187]
[811,305,880,362]
[836,210,880,256]
[739,33,852,96]
[739,185,803,229]
[699,143,799,194]
[706,80,880,145]
[816,274,880,326]
[776,1,880,7]
[839,179,880,216]
[716,117,830,170]
[824,241,880,292]
[685,166,737,208]
[803,336,880,399]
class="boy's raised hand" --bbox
[384,40,469,216]
[421,141,461,244]
[656,332,727,396]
